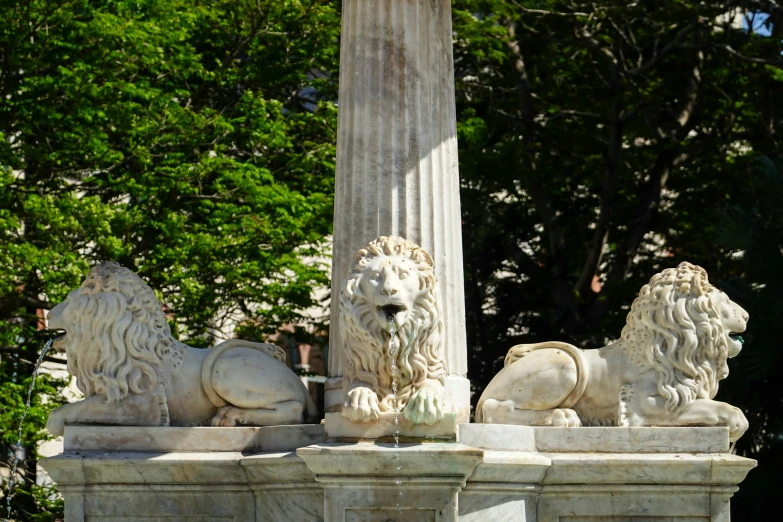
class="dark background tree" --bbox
[452,1,781,520]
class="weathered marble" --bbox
[339,236,448,426]
[298,443,483,522]
[64,424,326,453]
[42,426,757,522]
[46,263,317,436]
[458,424,536,452]
[326,412,457,441]
[326,0,470,423]
[477,263,751,442]
[459,425,729,453]
[532,426,730,453]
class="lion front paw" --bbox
[46,409,65,437]
[543,408,581,427]
[403,386,444,425]
[342,386,381,422]
[724,405,749,442]
[211,405,243,427]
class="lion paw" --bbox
[342,386,381,422]
[403,387,444,425]
[46,409,66,437]
[724,405,749,442]
[543,408,581,427]
[211,405,243,427]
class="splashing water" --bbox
[5,338,54,522]
[388,318,403,510]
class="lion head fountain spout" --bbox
[339,236,447,425]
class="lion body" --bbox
[476,263,750,441]
[46,263,316,435]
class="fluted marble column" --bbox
[326,0,469,420]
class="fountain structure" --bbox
[41,1,756,521]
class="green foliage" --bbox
[1,0,340,519]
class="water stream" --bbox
[388,318,403,510]
[5,337,54,522]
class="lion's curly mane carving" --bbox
[620,262,728,415]
[340,236,446,411]
[60,263,183,404]
[47,262,316,434]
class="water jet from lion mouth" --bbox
[47,329,67,341]
[379,304,406,320]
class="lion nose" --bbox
[381,286,398,296]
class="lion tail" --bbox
[303,388,320,424]
[475,341,588,423]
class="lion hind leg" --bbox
[210,401,305,427]
[480,399,581,427]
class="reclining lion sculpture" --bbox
[46,262,317,435]
[477,262,750,441]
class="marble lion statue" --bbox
[476,262,750,441]
[340,236,447,425]
[46,263,317,435]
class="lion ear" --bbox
[420,248,434,267]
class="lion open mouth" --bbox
[727,332,745,357]
[378,304,407,320]
[48,329,67,350]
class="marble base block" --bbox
[42,426,756,522]
[64,424,326,452]
[459,424,730,453]
[325,412,458,441]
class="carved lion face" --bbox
[48,289,80,354]
[715,291,749,358]
[344,236,436,335]
[357,253,424,331]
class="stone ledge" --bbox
[459,424,730,453]
[325,412,458,441]
[63,424,325,452]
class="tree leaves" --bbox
[1,1,340,518]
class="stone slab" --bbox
[297,442,483,478]
[459,423,536,451]
[533,426,729,453]
[324,412,458,441]
[63,424,325,452]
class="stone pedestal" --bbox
[42,425,756,522]
[327,0,469,420]
[324,412,458,441]
[298,443,483,522]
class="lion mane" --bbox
[59,263,183,404]
[340,236,447,410]
[620,262,728,415]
